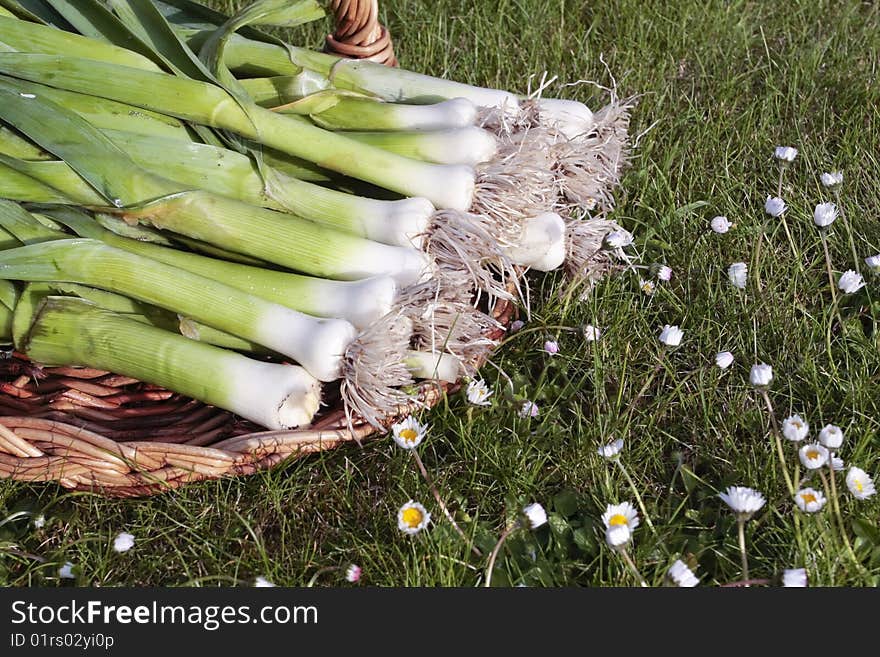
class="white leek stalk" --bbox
[0,239,358,381]
[21,296,321,430]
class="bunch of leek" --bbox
[0,0,631,431]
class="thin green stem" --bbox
[412,450,482,558]
[820,229,844,327]
[614,459,657,539]
[737,518,750,583]
[834,190,861,274]
[483,522,519,587]
[619,547,648,587]
[759,390,795,497]
[818,469,864,575]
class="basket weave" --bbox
[0,0,516,497]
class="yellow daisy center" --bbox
[800,492,817,504]
[401,507,423,528]
[608,514,628,527]
[854,480,863,492]
[807,449,820,460]
[400,428,418,444]
[792,421,802,429]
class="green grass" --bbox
[2,0,880,587]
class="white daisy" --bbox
[465,379,493,406]
[765,196,786,217]
[345,564,362,583]
[640,279,656,295]
[813,202,838,227]
[583,324,602,341]
[659,324,683,347]
[727,262,748,289]
[710,215,733,234]
[799,443,829,470]
[602,502,640,535]
[390,416,427,450]
[838,270,865,294]
[598,438,624,459]
[783,568,808,587]
[656,265,673,281]
[398,500,431,535]
[112,532,135,553]
[604,229,634,249]
[781,415,809,442]
[523,503,548,529]
[719,485,766,520]
[667,559,699,587]
[715,351,734,369]
[846,467,876,500]
[749,363,773,387]
[820,171,843,188]
[831,455,845,472]
[33,514,45,529]
[794,487,826,513]
[774,146,798,163]
[818,424,843,449]
[58,562,75,580]
[865,254,880,274]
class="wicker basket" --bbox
[0,0,513,497]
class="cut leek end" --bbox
[534,97,595,140]
[505,212,567,271]
[405,350,461,383]
[227,359,322,430]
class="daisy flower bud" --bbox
[831,455,845,472]
[659,324,683,347]
[397,500,431,535]
[604,229,634,249]
[519,400,539,418]
[523,503,548,529]
[656,265,673,281]
[799,443,829,470]
[838,270,865,294]
[794,487,826,513]
[113,532,135,553]
[864,254,880,274]
[667,559,699,587]
[846,467,876,500]
[715,351,734,369]
[718,485,766,521]
[820,171,843,188]
[58,562,75,580]
[818,424,843,449]
[33,515,46,529]
[597,438,624,459]
[466,379,493,406]
[391,416,427,450]
[781,415,809,442]
[782,568,808,587]
[765,196,786,217]
[710,215,732,233]
[749,363,773,387]
[345,564,362,583]
[509,319,525,332]
[583,324,601,341]
[813,202,838,227]
[774,146,798,163]
[254,576,276,587]
[727,262,748,289]
[543,340,559,355]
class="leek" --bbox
[0,239,359,382]
[19,296,321,430]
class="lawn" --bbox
[1,0,879,587]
